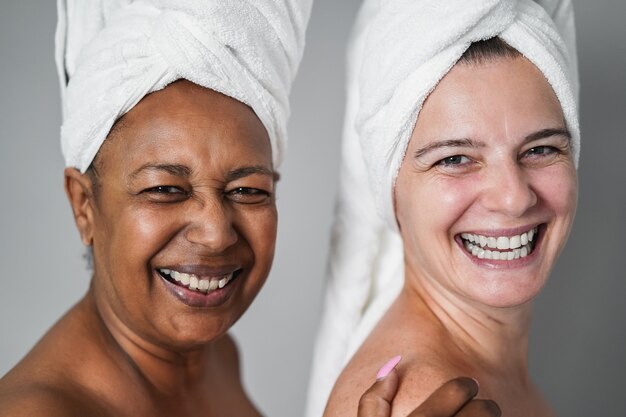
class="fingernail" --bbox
[376,355,402,380]
[471,377,480,390]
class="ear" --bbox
[64,167,97,246]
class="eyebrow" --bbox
[523,127,571,144]
[413,127,571,159]
[225,166,275,182]
[129,163,191,180]
[413,138,484,159]
[128,163,274,182]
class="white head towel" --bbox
[306,1,579,416]
[55,0,312,172]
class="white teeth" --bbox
[496,236,509,250]
[461,227,538,250]
[462,239,533,261]
[158,269,235,293]
[520,233,528,245]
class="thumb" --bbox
[357,356,402,417]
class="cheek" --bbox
[396,174,475,249]
[532,165,578,219]
[102,205,181,274]
[236,206,277,264]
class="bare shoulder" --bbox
[390,360,458,417]
[323,350,453,417]
[323,351,380,417]
[0,299,119,417]
[0,382,112,417]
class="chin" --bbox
[464,275,547,309]
[162,313,242,349]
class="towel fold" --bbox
[305,1,579,416]
[56,0,312,172]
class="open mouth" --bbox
[157,268,240,294]
[459,225,543,261]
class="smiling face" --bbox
[68,80,277,349]
[394,57,578,308]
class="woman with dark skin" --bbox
[1,81,274,417]
[0,80,498,416]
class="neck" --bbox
[84,283,219,396]
[402,266,533,378]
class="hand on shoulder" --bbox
[355,356,501,417]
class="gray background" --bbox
[1,1,625,416]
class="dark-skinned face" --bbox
[69,80,277,350]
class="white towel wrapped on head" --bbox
[56,0,312,172]
[306,1,579,416]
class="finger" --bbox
[406,377,479,417]
[455,399,501,417]
[357,369,400,417]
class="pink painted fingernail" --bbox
[376,355,402,380]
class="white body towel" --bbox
[306,1,579,416]
[55,0,312,172]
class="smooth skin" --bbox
[324,56,577,417]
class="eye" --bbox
[226,187,271,204]
[145,185,186,194]
[435,155,472,167]
[524,146,557,157]
[521,145,565,167]
[142,185,189,202]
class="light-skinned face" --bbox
[395,57,577,309]
[66,80,277,350]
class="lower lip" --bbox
[157,270,242,308]
[456,225,545,270]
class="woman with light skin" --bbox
[0,2,501,416]
[310,1,580,416]
[325,39,576,417]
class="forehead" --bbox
[412,57,565,143]
[96,80,272,174]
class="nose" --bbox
[184,199,238,252]
[479,162,537,218]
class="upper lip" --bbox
[457,223,542,238]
